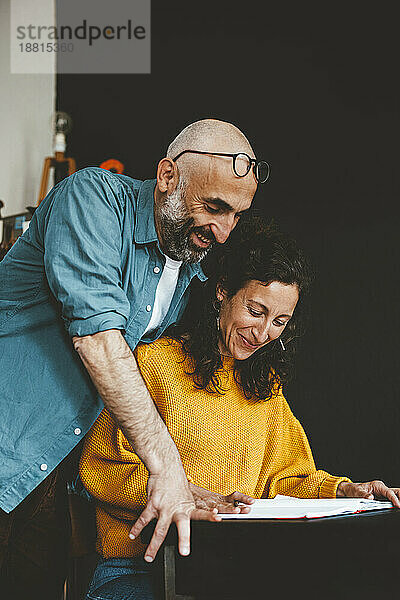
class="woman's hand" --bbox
[189,483,255,514]
[337,480,400,507]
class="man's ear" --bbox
[156,158,179,195]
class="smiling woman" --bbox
[79,216,400,600]
[216,280,299,360]
[173,216,313,399]
[79,217,337,600]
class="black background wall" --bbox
[57,2,400,485]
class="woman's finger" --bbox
[344,482,374,498]
[239,505,252,514]
[386,489,400,508]
[373,483,400,508]
[217,502,241,514]
[226,491,255,505]
[191,508,222,522]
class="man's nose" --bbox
[210,214,237,244]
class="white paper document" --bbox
[221,495,394,519]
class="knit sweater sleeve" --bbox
[79,406,150,516]
[264,393,351,499]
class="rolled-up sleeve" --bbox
[43,168,131,337]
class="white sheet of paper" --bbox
[221,495,394,519]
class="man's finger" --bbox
[143,516,171,562]
[129,505,155,539]
[175,514,191,557]
[174,509,223,557]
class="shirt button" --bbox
[146,305,152,312]
[40,463,48,471]
[74,427,82,436]
[153,266,160,274]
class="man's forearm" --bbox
[73,329,184,476]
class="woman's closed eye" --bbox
[248,307,263,317]
[273,319,287,327]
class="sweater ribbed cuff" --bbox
[319,475,352,498]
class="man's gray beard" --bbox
[158,180,213,264]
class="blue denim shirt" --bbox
[0,167,206,513]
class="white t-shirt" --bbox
[143,254,182,335]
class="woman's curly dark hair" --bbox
[169,216,313,401]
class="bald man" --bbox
[0,119,263,597]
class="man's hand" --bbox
[337,480,400,507]
[129,473,222,562]
[189,482,255,514]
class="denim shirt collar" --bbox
[133,178,207,282]
[133,179,159,244]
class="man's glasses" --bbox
[172,150,270,184]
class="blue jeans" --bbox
[86,557,158,600]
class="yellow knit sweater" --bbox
[79,338,350,558]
